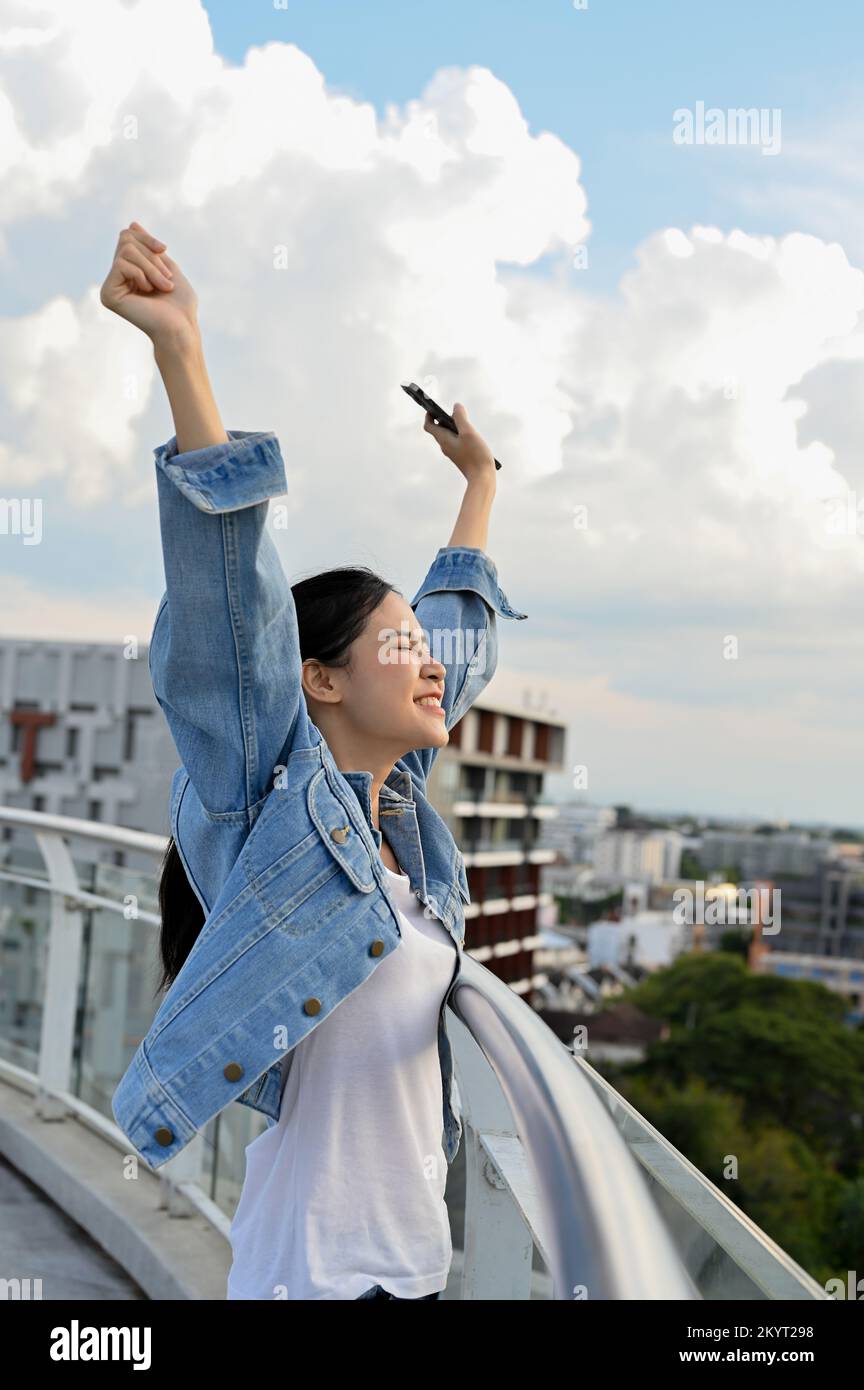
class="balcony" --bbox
[462,844,558,866]
[454,797,560,817]
[0,806,829,1300]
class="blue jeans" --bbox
[356,1284,441,1300]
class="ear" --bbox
[301,658,342,705]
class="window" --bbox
[485,867,504,897]
[477,710,495,753]
[124,707,152,762]
[463,766,486,796]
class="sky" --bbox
[2,0,864,824]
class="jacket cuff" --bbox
[154,429,287,514]
[111,1040,197,1171]
[410,546,528,619]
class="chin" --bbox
[405,720,449,753]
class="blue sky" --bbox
[204,0,863,292]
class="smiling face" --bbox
[300,589,449,761]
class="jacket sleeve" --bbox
[400,545,527,788]
[147,429,302,818]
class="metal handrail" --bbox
[449,954,698,1299]
[0,804,165,852]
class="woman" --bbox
[102,221,526,1300]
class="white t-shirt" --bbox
[226,863,458,1300]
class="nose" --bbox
[421,649,445,681]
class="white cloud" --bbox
[0,287,155,504]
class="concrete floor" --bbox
[0,1152,146,1300]
[0,1084,552,1300]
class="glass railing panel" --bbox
[0,879,52,1072]
[577,1060,818,1299]
[75,869,164,1121]
[203,1105,269,1218]
[0,839,52,883]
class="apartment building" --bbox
[699,829,833,879]
[593,829,684,884]
[0,636,177,836]
[426,692,567,1000]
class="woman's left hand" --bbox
[424,403,496,485]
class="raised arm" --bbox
[100,223,303,816]
[400,404,527,788]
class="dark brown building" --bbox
[427,693,566,997]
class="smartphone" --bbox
[401,382,502,470]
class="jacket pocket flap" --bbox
[307,767,377,893]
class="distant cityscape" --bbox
[535,799,864,1045]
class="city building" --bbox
[753,951,864,1024]
[537,801,618,864]
[766,860,864,958]
[587,909,691,971]
[699,829,834,879]
[426,692,567,999]
[0,635,176,834]
[593,829,684,884]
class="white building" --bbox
[537,801,617,864]
[0,635,179,834]
[588,910,690,970]
[594,830,682,884]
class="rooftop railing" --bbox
[0,805,829,1300]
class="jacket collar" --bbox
[338,764,414,849]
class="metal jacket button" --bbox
[223,1062,244,1082]
[154,1126,174,1146]
[303,997,322,1015]
[370,940,385,957]
[330,825,350,843]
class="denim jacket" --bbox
[111,429,527,1172]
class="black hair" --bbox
[154,565,396,997]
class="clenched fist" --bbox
[100,221,199,350]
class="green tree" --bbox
[718,928,752,958]
[585,953,864,1285]
[679,850,703,878]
